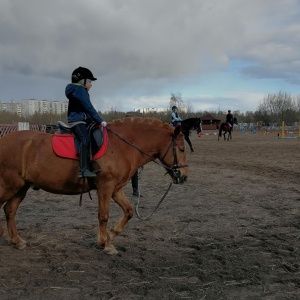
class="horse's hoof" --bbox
[16,242,27,250]
[104,244,118,255]
[12,238,27,249]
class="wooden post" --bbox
[281,120,285,138]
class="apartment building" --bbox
[0,101,22,116]
[0,99,68,116]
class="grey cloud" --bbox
[0,0,299,112]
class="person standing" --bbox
[66,66,107,178]
[131,170,143,197]
[226,110,234,128]
[125,114,143,197]
[171,106,182,127]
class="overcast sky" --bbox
[1,0,300,113]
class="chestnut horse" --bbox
[0,118,188,255]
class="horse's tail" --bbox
[218,124,223,136]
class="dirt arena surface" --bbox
[0,129,299,299]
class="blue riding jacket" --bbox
[171,111,182,127]
[65,83,104,124]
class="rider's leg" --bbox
[71,123,96,178]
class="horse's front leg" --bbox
[185,135,194,152]
[110,188,133,240]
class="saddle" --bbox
[52,121,108,160]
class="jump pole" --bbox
[278,120,300,139]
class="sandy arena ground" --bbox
[0,129,299,299]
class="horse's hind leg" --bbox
[4,185,29,249]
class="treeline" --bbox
[0,91,299,126]
[0,111,68,125]
[255,91,300,126]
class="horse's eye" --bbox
[179,148,185,153]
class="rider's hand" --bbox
[101,121,107,127]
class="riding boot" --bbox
[78,145,97,178]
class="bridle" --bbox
[160,136,188,179]
[105,127,188,220]
[106,128,187,179]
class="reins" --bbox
[135,181,173,220]
[106,126,185,220]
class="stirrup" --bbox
[78,169,97,178]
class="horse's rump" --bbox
[219,123,226,136]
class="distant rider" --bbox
[226,110,234,128]
[171,106,182,127]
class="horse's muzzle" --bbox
[173,174,188,184]
[171,164,188,184]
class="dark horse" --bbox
[180,118,202,152]
[218,117,238,141]
[0,118,188,255]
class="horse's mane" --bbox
[110,117,172,130]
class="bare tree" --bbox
[295,96,300,122]
[257,91,296,125]
[169,92,184,110]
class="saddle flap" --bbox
[92,127,104,149]
[52,127,108,160]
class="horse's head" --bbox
[234,117,238,125]
[159,125,188,184]
[195,118,202,134]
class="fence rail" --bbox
[0,123,47,138]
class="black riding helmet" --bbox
[71,67,97,83]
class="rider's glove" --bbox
[101,121,107,127]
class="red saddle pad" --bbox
[52,129,108,160]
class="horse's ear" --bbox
[174,125,181,137]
